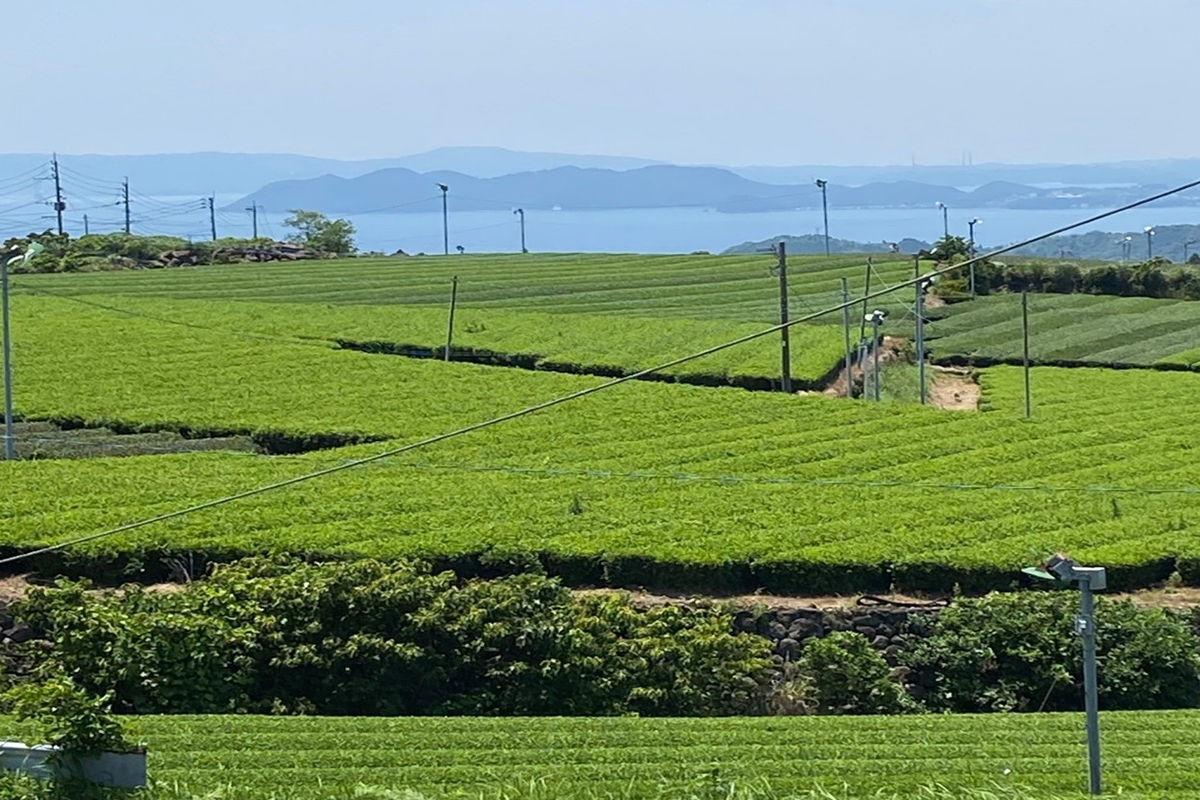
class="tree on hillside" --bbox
[283,210,356,256]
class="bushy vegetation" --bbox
[903,593,1200,712]
[13,558,772,717]
[968,257,1200,300]
[1,230,279,273]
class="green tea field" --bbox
[927,293,1200,367]
[2,278,1199,592]
[75,711,1200,798]
[15,252,919,322]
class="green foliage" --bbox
[14,559,771,717]
[793,632,912,715]
[2,676,137,755]
[283,209,356,255]
[903,593,1200,712]
[968,257,1200,300]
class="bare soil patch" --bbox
[929,366,980,411]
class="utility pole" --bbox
[1022,290,1032,418]
[83,214,89,236]
[122,178,131,235]
[915,256,926,405]
[869,311,884,401]
[513,208,527,253]
[840,277,853,397]
[815,179,830,256]
[51,155,65,236]
[444,276,459,361]
[1,249,16,459]
[437,183,449,255]
[859,257,874,343]
[207,197,217,241]
[967,218,982,296]
[246,203,259,239]
[776,242,792,394]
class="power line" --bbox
[2,179,1198,566]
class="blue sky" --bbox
[5,0,1195,165]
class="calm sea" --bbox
[36,201,1200,256]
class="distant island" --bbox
[231,166,1200,216]
[726,224,1200,262]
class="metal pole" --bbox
[444,276,458,362]
[1080,577,1102,795]
[859,257,874,343]
[1022,289,1032,418]
[440,185,450,256]
[968,220,977,297]
[872,315,882,401]
[1,254,15,459]
[816,180,830,256]
[915,260,926,405]
[52,156,65,236]
[515,208,527,253]
[122,178,131,235]
[840,277,853,397]
[777,242,792,394]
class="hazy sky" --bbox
[5,0,1195,166]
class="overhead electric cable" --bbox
[2,178,1199,566]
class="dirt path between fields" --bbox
[929,366,980,411]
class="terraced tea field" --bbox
[3,291,1200,593]
[82,711,1200,798]
[15,251,919,323]
[927,293,1200,367]
[13,294,847,387]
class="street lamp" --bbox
[815,179,830,256]
[436,183,449,256]
[1185,239,1197,263]
[0,241,44,461]
[967,218,982,296]
[513,208,527,253]
[1144,226,1155,260]
[935,201,949,238]
[1022,554,1107,796]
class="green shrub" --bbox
[793,632,912,715]
[903,592,1200,712]
[14,558,771,717]
[3,676,138,755]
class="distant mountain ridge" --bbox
[5,148,1200,198]
[230,166,1200,215]
[0,147,663,196]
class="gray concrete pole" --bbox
[1080,578,1102,795]
[1,253,14,459]
[840,277,853,397]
